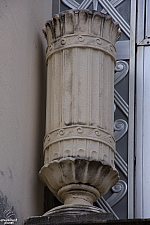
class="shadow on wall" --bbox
[30,31,47,213]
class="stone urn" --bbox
[39,9,120,215]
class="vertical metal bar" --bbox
[128,0,137,219]
[145,0,150,38]
[135,0,145,218]
[135,0,150,218]
[135,46,144,218]
[137,0,145,44]
[142,47,150,218]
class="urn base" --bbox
[43,204,106,216]
[24,204,115,225]
[39,156,119,205]
[57,184,100,206]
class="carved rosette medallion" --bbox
[40,10,120,213]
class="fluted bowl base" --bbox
[39,156,119,201]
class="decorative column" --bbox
[39,9,120,215]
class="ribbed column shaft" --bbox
[43,10,120,167]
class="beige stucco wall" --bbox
[0,0,52,224]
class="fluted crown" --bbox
[43,10,121,46]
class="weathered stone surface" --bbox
[25,204,115,224]
[39,9,120,212]
[25,210,114,225]
[24,217,150,225]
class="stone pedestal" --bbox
[38,9,120,219]
[24,218,150,225]
[24,206,115,225]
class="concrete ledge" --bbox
[24,215,150,225]
[24,212,114,225]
